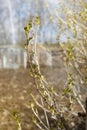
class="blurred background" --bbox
[0,0,62,68]
[0,0,87,68]
[1,0,83,68]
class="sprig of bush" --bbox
[23,0,87,129]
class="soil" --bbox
[0,67,66,130]
[0,67,86,130]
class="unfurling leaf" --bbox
[35,16,41,25]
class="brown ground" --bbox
[0,66,86,130]
[0,66,67,130]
